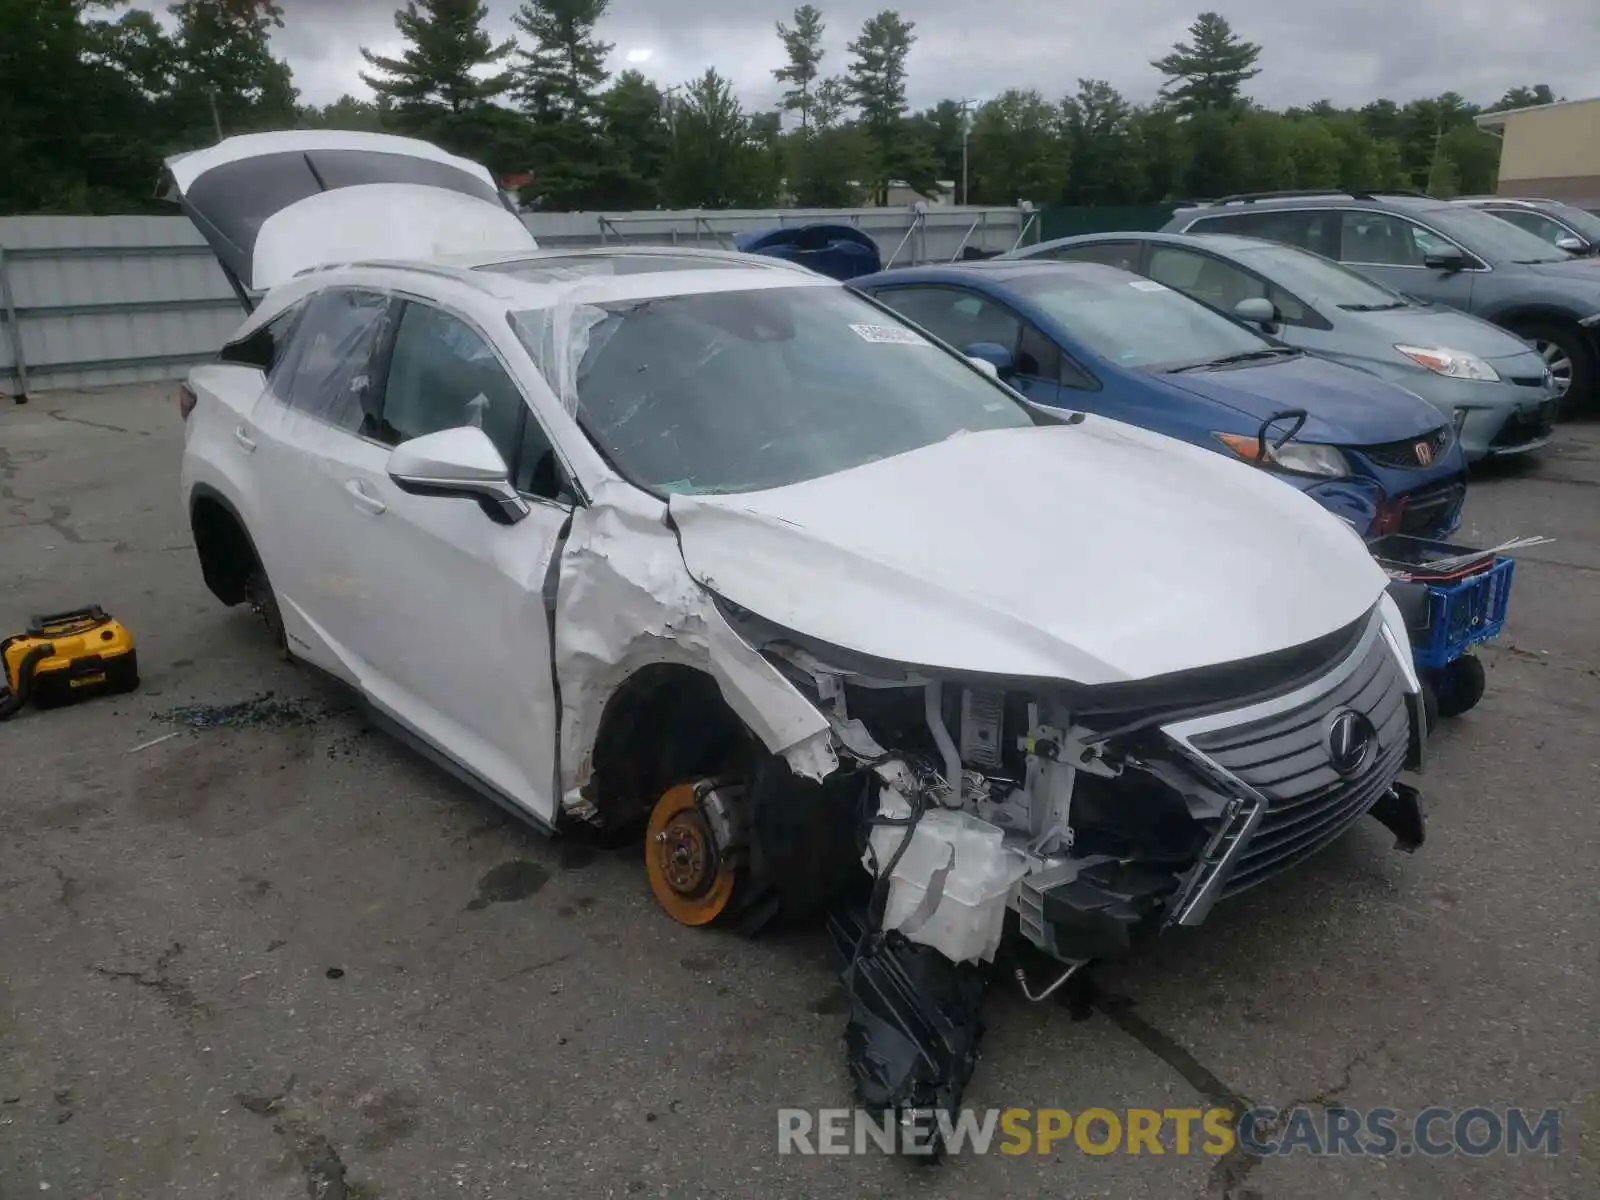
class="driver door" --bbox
[329,297,575,825]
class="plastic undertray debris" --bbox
[826,907,989,1159]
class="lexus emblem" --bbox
[1325,709,1376,777]
[1414,440,1434,466]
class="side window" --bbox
[1048,241,1142,272]
[218,299,306,373]
[1016,323,1062,381]
[275,288,393,433]
[512,409,571,502]
[1337,213,1459,266]
[871,287,1022,354]
[1491,208,1568,246]
[1149,247,1266,310]
[374,302,528,474]
[1192,209,1326,255]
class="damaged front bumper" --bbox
[820,606,1427,1149]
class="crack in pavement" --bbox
[1088,987,1387,1198]
[91,941,211,1029]
[46,409,147,436]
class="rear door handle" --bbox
[344,479,387,516]
[234,425,256,453]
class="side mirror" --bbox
[1554,235,1587,254]
[963,340,1015,377]
[386,425,530,525]
[1232,297,1278,328]
[1421,244,1468,273]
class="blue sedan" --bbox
[852,260,1469,538]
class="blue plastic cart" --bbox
[1368,534,1517,723]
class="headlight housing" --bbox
[1395,344,1500,382]
[1213,432,1352,477]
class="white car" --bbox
[171,131,1428,1134]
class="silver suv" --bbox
[1163,190,1600,406]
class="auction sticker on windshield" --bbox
[850,323,931,345]
[1129,279,1169,292]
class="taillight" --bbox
[178,381,198,421]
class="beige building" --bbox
[1475,96,1600,206]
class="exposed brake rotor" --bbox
[645,783,737,926]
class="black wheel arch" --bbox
[188,483,265,606]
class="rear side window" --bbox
[274,288,394,434]
[1188,209,1328,254]
[218,300,306,372]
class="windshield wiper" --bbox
[1167,347,1298,373]
[1338,301,1408,311]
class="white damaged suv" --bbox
[172,132,1427,1135]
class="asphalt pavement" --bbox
[2,385,1596,1199]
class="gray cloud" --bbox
[152,0,1600,112]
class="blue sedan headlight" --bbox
[1213,432,1352,477]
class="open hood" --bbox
[670,420,1388,685]
[164,131,536,295]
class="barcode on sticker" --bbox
[850,323,929,345]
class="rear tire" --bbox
[1513,320,1594,413]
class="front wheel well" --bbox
[190,492,260,606]
[1495,307,1591,341]
[587,664,759,833]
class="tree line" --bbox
[2,0,1563,216]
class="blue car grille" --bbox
[1362,425,1454,470]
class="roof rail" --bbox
[1202,187,1436,206]
[1205,189,1355,205]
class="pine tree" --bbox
[846,9,920,203]
[1150,12,1261,115]
[359,0,515,117]
[511,0,612,123]
[773,5,825,134]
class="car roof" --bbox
[858,259,1121,287]
[286,244,826,308]
[1027,231,1283,255]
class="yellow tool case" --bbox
[0,607,138,716]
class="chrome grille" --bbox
[1171,619,1411,900]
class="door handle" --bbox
[344,479,387,515]
[234,424,256,453]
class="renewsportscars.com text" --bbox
[777,1106,1561,1158]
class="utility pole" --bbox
[663,84,683,157]
[956,98,975,205]
[209,88,224,142]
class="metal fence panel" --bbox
[1037,205,1178,242]
[1,205,1030,397]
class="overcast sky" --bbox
[143,0,1600,114]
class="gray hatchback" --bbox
[1012,231,1561,461]
[1160,191,1600,406]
